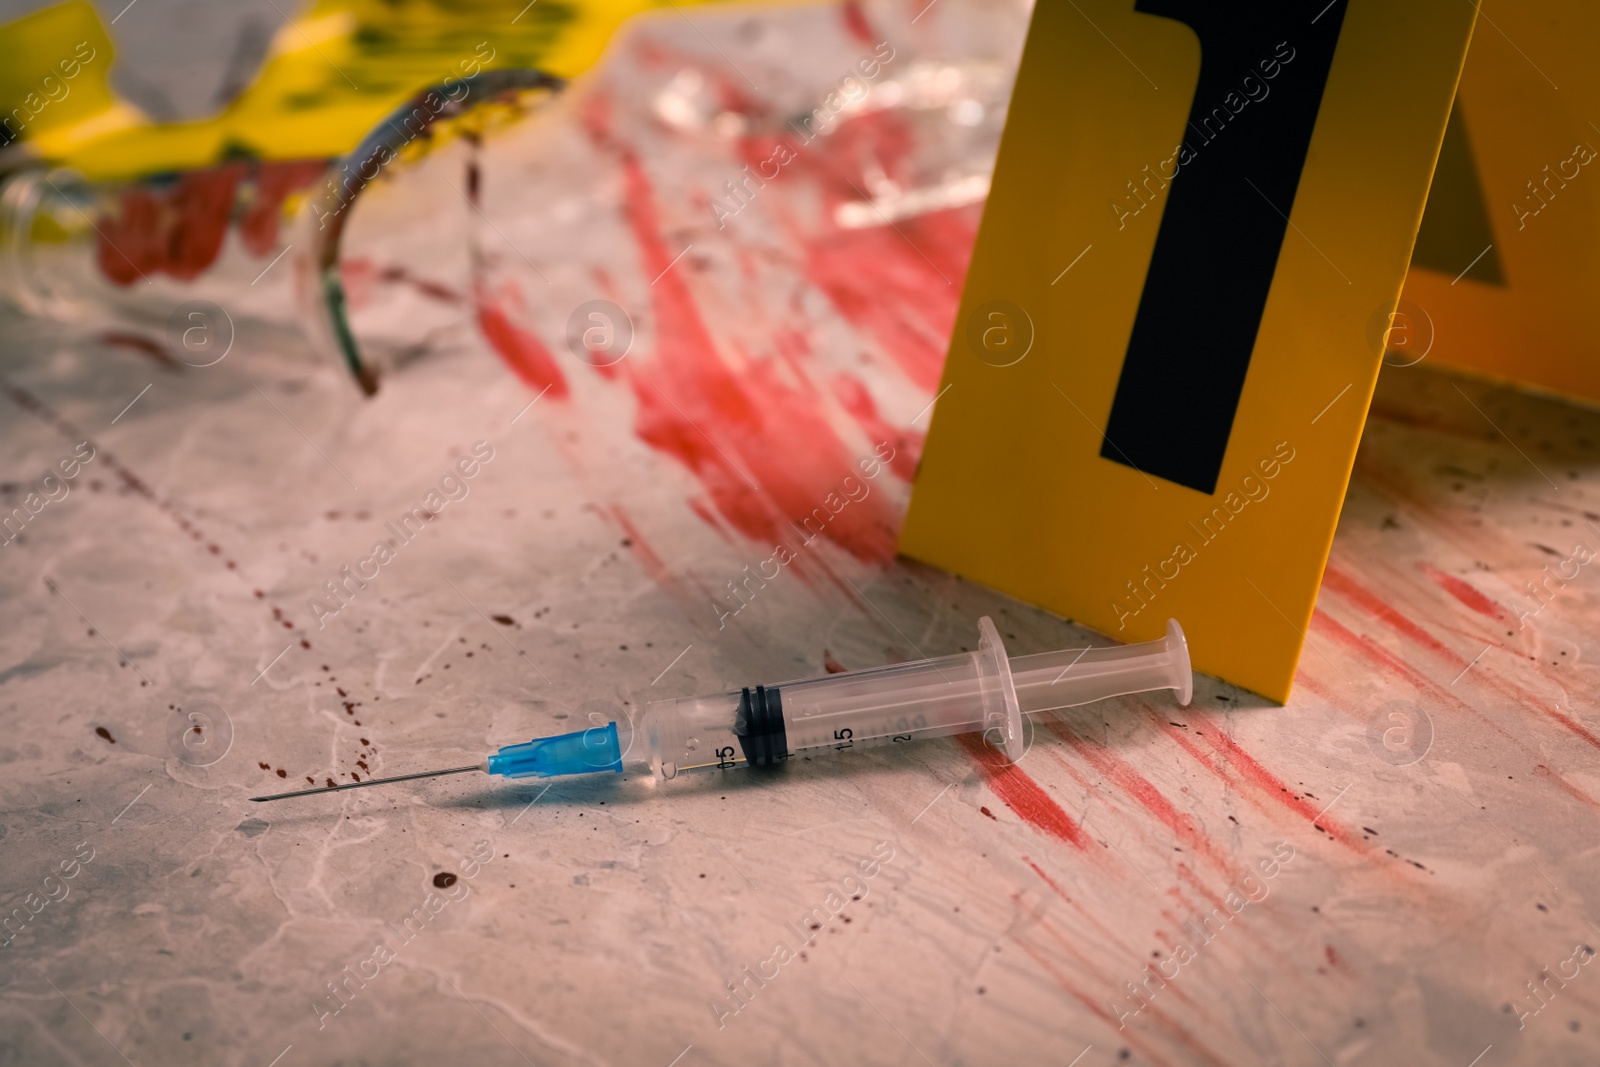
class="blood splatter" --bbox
[1421,563,1503,620]
[608,506,675,589]
[802,208,977,392]
[955,734,1087,848]
[840,0,876,43]
[830,375,922,480]
[1044,720,1234,873]
[95,727,116,744]
[616,151,902,564]
[1321,565,1458,662]
[97,331,178,367]
[476,283,570,398]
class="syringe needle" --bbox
[248,764,483,802]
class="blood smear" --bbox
[475,283,571,399]
[616,151,903,564]
[956,733,1088,848]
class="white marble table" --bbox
[2,2,1598,1065]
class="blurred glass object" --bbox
[0,70,561,386]
[0,0,1026,395]
[459,0,1023,396]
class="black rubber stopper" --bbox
[733,685,788,767]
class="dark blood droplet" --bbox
[95,727,116,744]
[491,614,515,626]
[432,872,458,888]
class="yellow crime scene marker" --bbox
[903,0,1480,701]
[1401,0,1600,405]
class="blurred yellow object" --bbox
[1401,0,1600,406]
[0,2,143,155]
[2,0,730,180]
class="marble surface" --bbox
[3,2,1600,1065]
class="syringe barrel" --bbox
[636,651,984,779]
[775,651,993,753]
[638,619,1191,779]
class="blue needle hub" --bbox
[486,722,623,778]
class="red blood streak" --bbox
[1189,722,1323,824]
[1012,932,1230,1067]
[1172,861,1242,924]
[1320,564,1458,662]
[380,265,461,305]
[345,259,464,309]
[608,505,673,588]
[733,101,972,394]
[802,207,977,392]
[1421,563,1503,620]
[685,497,729,541]
[1310,609,1600,779]
[475,285,571,399]
[97,330,177,368]
[616,151,901,563]
[955,733,1087,848]
[1023,856,1071,902]
[579,90,613,144]
[1310,609,1436,688]
[830,374,922,479]
[1161,717,1360,848]
[1044,720,1233,872]
[340,257,378,309]
[841,0,875,44]
[1543,710,1600,753]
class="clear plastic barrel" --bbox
[774,651,987,755]
[638,690,756,780]
[638,618,1191,779]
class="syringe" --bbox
[250,617,1191,801]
